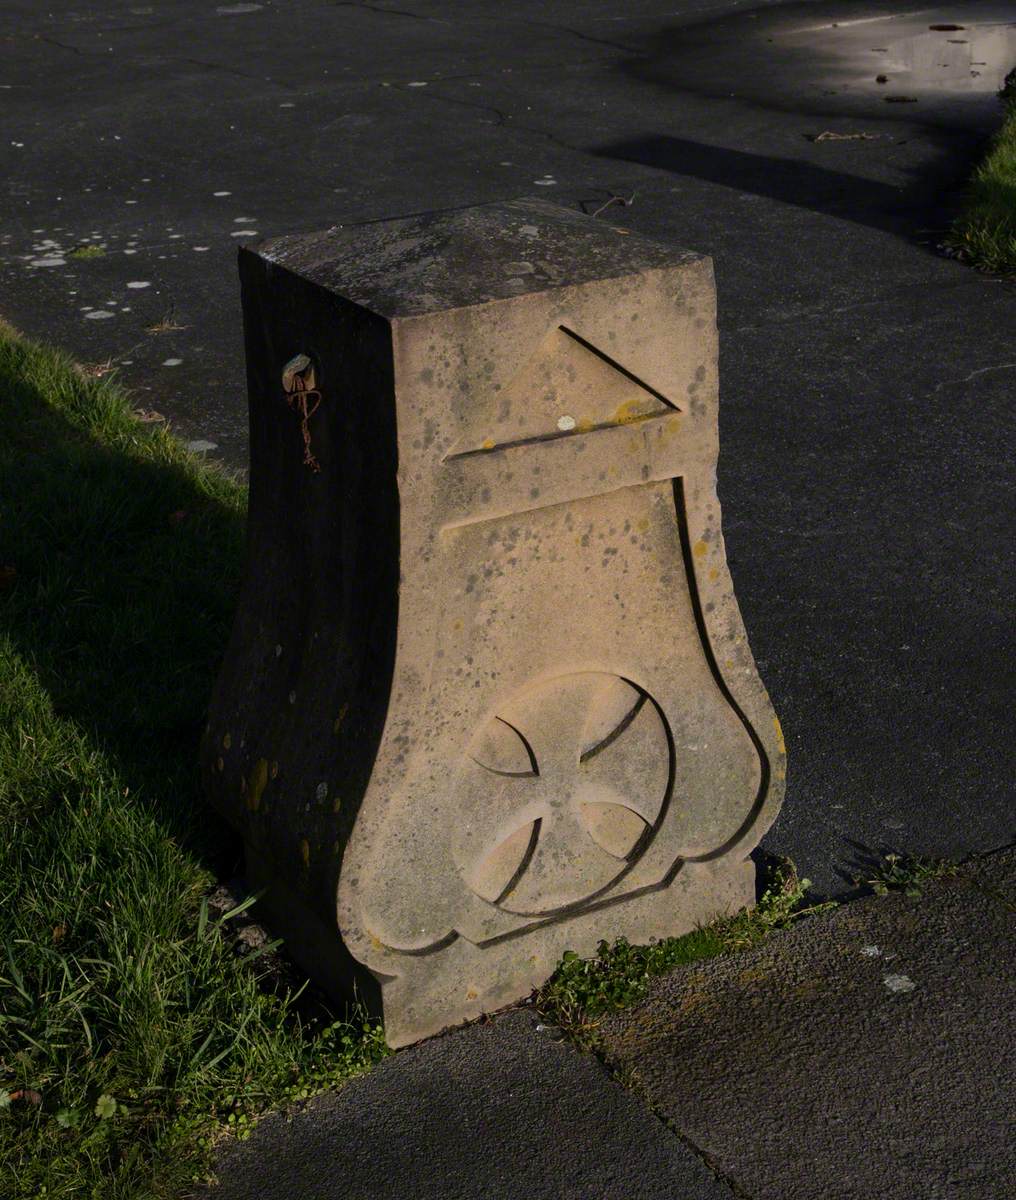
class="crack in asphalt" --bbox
[36,34,88,57]
[332,1,641,54]
[391,83,509,128]
[507,18,641,55]
[931,361,1016,393]
[174,56,297,90]
[332,0,448,21]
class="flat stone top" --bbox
[256,199,704,319]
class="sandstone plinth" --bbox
[201,199,786,1047]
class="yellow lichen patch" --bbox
[248,758,269,811]
[635,516,650,533]
[693,538,709,558]
[333,703,349,734]
[370,934,385,951]
[737,966,769,987]
[300,838,310,867]
[612,399,649,425]
[465,988,478,1001]
[481,438,496,451]
[222,732,231,750]
[708,567,720,582]
[332,795,342,814]
[773,715,786,755]
[678,989,713,1018]
[574,416,594,433]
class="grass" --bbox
[537,860,836,1044]
[946,67,1016,274]
[0,325,387,1198]
[862,852,959,898]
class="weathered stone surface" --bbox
[201,199,785,1047]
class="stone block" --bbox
[202,199,786,1047]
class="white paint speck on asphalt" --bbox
[186,439,219,452]
[163,358,183,367]
[213,190,231,197]
[860,945,882,957]
[230,230,258,237]
[126,281,150,289]
[85,310,114,320]
[557,415,576,431]
[883,973,917,994]
[29,256,66,268]
[193,246,210,252]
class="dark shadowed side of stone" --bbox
[202,1008,734,1200]
[599,848,1016,1200]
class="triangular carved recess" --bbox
[448,326,678,459]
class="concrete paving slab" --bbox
[598,847,1016,1200]
[202,1008,735,1200]
[2,0,1014,898]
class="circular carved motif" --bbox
[452,673,673,917]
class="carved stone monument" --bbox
[202,199,786,1047]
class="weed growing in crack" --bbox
[863,852,959,898]
[537,860,835,1041]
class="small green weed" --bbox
[66,245,105,261]
[863,852,959,898]
[537,860,835,1039]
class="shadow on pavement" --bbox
[593,132,970,240]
